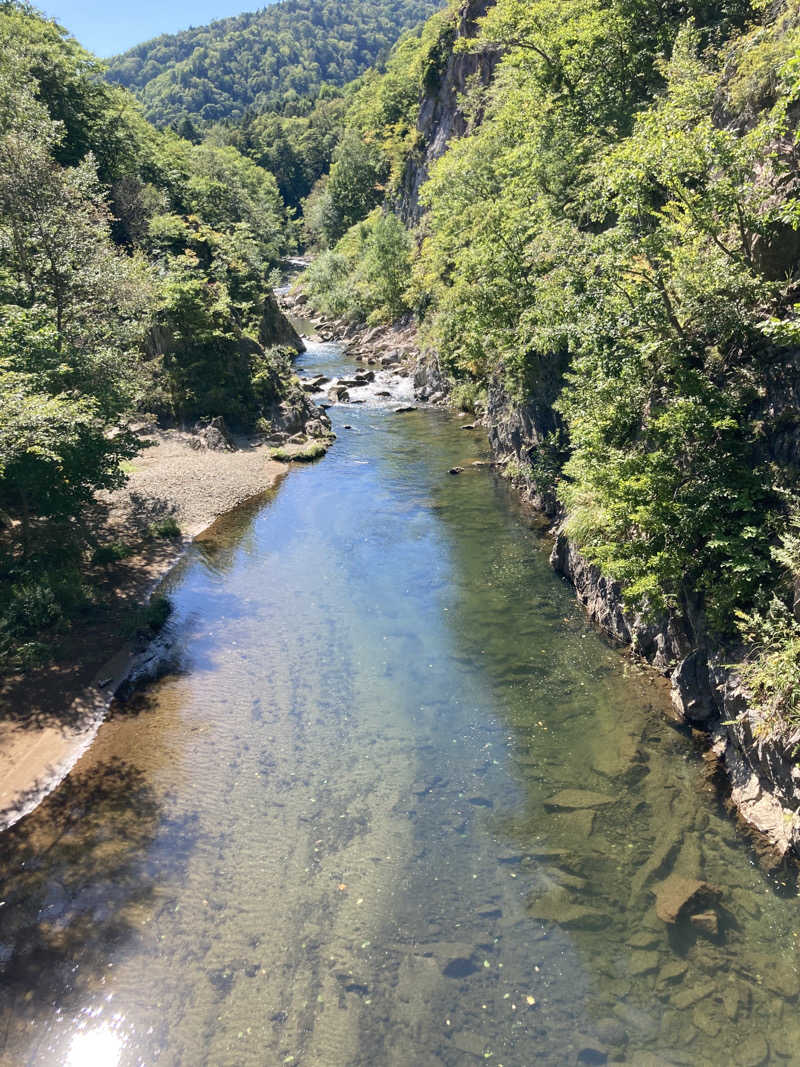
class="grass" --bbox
[271,441,328,463]
[146,516,181,539]
[92,541,134,565]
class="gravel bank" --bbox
[0,430,287,831]
[101,429,287,538]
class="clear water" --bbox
[1,341,799,1067]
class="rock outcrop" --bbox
[397,0,499,224]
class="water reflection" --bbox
[0,340,798,1065]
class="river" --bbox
[0,338,798,1066]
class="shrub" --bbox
[147,517,181,539]
[92,541,133,565]
[450,380,486,415]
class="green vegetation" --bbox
[210,90,352,213]
[737,510,800,743]
[105,0,443,127]
[92,542,134,565]
[147,517,182,540]
[271,441,329,462]
[304,208,413,322]
[300,9,459,312]
[299,0,800,739]
[127,593,173,637]
[0,3,309,669]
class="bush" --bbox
[736,599,800,744]
[127,593,173,637]
[450,380,486,415]
[0,561,89,670]
[92,541,133,564]
[147,517,181,539]
[302,209,412,324]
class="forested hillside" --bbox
[301,0,800,746]
[105,0,443,126]
[0,3,311,669]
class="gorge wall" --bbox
[403,0,800,859]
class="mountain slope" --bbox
[106,0,443,125]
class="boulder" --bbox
[192,415,235,452]
[689,910,719,937]
[653,875,721,925]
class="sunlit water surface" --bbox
[1,340,799,1067]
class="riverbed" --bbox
[0,338,798,1066]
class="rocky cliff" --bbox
[398,0,498,224]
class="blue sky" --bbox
[42,1,265,58]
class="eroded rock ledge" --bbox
[550,531,800,862]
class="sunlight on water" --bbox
[0,338,798,1066]
[65,1025,122,1067]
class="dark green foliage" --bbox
[147,517,181,540]
[308,0,800,672]
[92,542,134,564]
[0,2,309,664]
[211,91,351,211]
[105,0,443,127]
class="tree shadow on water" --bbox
[0,758,197,1058]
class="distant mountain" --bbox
[106,0,444,126]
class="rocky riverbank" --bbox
[279,289,426,384]
[280,293,800,862]
[487,388,800,864]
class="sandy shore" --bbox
[0,430,287,831]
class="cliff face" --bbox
[398,0,498,224]
[402,1,800,859]
[485,349,800,858]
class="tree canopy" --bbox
[105,0,443,126]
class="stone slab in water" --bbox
[544,789,615,810]
[653,874,721,924]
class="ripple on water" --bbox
[0,339,798,1067]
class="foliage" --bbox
[0,2,307,664]
[391,0,800,634]
[271,441,328,462]
[210,90,351,211]
[147,517,181,539]
[737,510,800,744]
[450,380,486,415]
[105,0,443,126]
[302,9,460,247]
[303,209,413,323]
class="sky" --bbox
[42,0,267,58]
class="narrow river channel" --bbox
[1,338,799,1066]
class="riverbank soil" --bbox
[0,429,285,829]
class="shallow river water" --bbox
[1,340,800,1067]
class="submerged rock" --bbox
[653,875,721,925]
[689,910,719,937]
[442,957,479,979]
[545,789,615,811]
[526,887,606,929]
